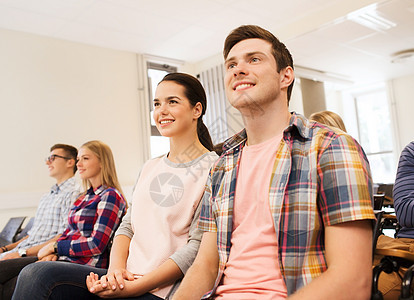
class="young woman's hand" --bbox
[37,242,54,260]
[87,269,136,292]
[87,272,140,298]
[38,254,58,262]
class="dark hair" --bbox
[223,25,295,102]
[159,73,214,151]
[50,143,78,173]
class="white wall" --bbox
[0,29,146,228]
[390,74,414,153]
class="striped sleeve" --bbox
[394,142,414,228]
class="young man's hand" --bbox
[0,251,20,260]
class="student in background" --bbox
[13,140,126,299]
[0,143,79,300]
[374,141,414,299]
[173,25,374,300]
[309,110,347,132]
[13,73,218,299]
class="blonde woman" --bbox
[13,140,127,298]
[309,110,347,132]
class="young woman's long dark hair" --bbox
[159,73,214,151]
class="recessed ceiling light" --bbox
[391,49,414,63]
[347,3,396,31]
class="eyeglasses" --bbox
[45,154,72,163]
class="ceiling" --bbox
[0,0,413,86]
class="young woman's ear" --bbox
[193,102,203,120]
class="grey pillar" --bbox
[300,78,326,118]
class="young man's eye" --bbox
[251,57,260,62]
[227,63,236,69]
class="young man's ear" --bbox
[66,158,75,169]
[280,66,294,88]
[193,102,203,120]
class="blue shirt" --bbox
[394,141,414,238]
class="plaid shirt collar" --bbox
[86,185,107,196]
[51,176,76,194]
[223,112,309,152]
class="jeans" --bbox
[0,256,38,300]
[12,261,162,300]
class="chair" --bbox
[377,184,394,208]
[0,217,26,247]
[371,201,414,300]
[400,263,414,300]
[13,217,35,242]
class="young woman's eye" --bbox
[153,102,160,107]
[169,100,178,104]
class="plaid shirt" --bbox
[57,185,126,268]
[0,177,79,258]
[199,112,375,297]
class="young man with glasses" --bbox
[0,144,80,300]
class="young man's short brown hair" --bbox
[50,144,78,173]
[223,25,295,102]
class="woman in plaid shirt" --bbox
[13,140,127,298]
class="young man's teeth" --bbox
[236,83,253,90]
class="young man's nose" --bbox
[233,62,248,76]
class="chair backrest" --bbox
[0,216,26,246]
[373,194,385,211]
[13,217,35,242]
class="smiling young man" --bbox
[0,144,79,300]
[172,25,375,299]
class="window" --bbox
[147,62,177,158]
[354,88,396,184]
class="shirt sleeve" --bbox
[318,133,375,225]
[198,174,218,233]
[394,142,414,228]
[115,202,134,239]
[114,169,141,239]
[57,189,126,257]
[169,199,203,274]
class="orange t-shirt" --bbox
[215,134,287,299]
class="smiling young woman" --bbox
[12,74,219,300]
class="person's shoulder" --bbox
[101,187,123,200]
[403,141,414,154]
[141,154,166,170]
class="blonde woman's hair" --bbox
[309,110,347,132]
[80,140,124,198]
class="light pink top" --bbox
[127,152,216,298]
[215,134,287,299]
